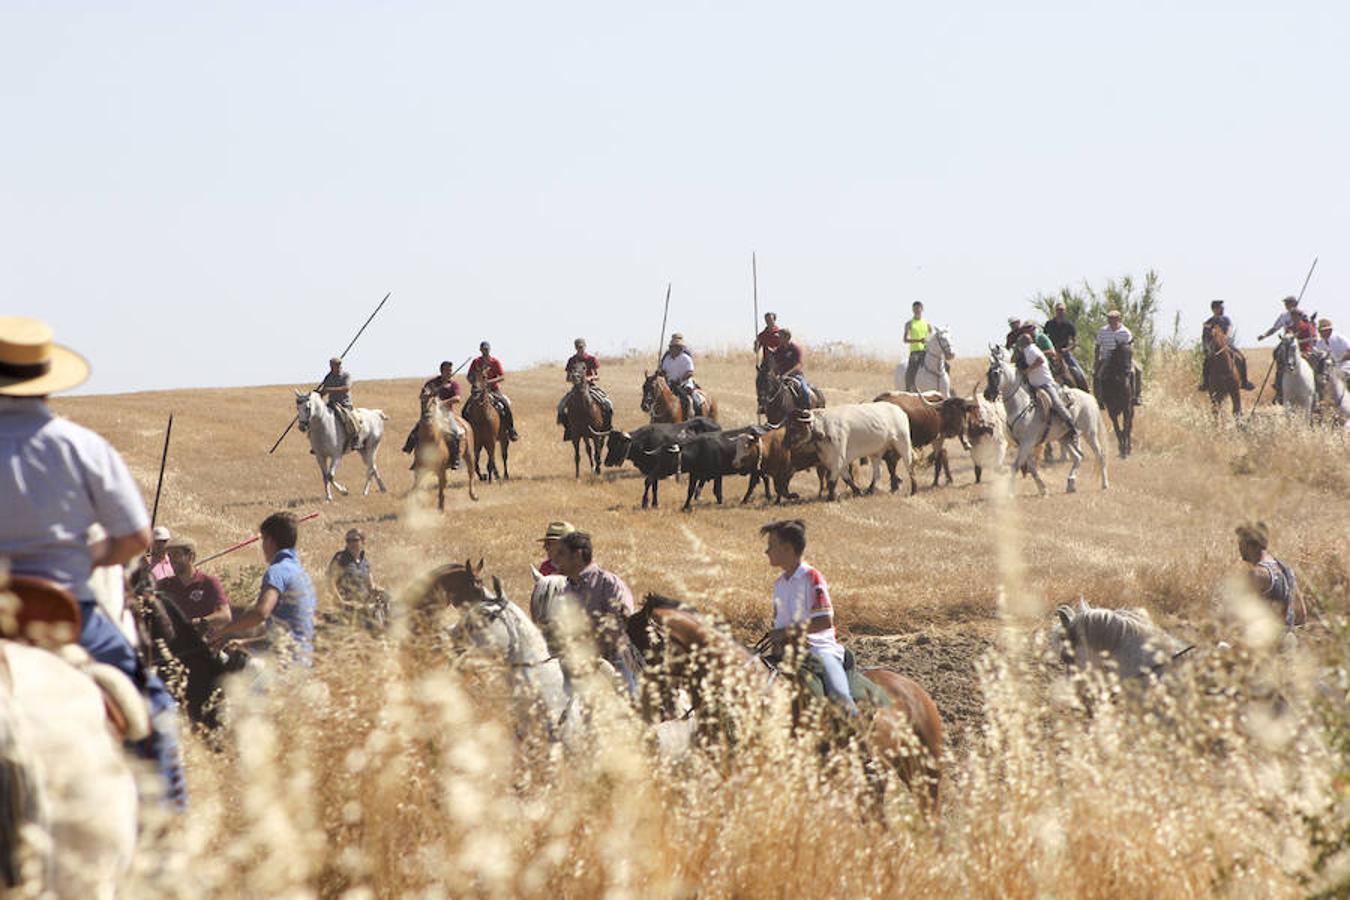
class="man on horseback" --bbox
[402,361,464,468]
[535,520,575,576]
[1017,332,1080,443]
[1094,310,1143,406]
[0,316,187,807]
[902,302,930,392]
[771,328,815,409]
[320,357,365,451]
[1044,302,1090,390]
[156,537,233,634]
[1258,295,1301,341]
[762,519,858,716]
[1200,300,1256,392]
[468,341,520,441]
[658,333,702,417]
[556,338,613,436]
[549,530,640,698]
[754,311,784,364]
[1316,318,1350,378]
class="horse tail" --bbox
[0,692,47,888]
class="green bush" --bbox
[1030,271,1163,372]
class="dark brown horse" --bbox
[463,385,510,482]
[413,396,478,508]
[627,594,943,810]
[1099,344,1135,458]
[641,371,718,425]
[563,363,607,478]
[1204,325,1242,420]
[758,370,825,427]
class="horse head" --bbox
[640,372,656,412]
[983,354,1003,403]
[567,362,588,387]
[294,391,319,432]
[931,326,955,360]
[1275,333,1296,371]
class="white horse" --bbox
[983,346,1108,495]
[1275,333,1316,419]
[1321,359,1350,428]
[450,575,581,745]
[1050,599,1191,682]
[294,391,389,502]
[894,325,955,397]
[1,640,140,898]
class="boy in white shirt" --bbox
[762,519,858,715]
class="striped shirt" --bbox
[1095,324,1133,360]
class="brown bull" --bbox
[871,391,973,489]
[731,424,829,504]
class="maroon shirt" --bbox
[756,325,784,362]
[773,341,803,374]
[156,571,231,621]
[1294,319,1316,353]
[565,352,599,376]
[421,375,462,402]
[469,356,505,385]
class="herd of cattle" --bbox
[599,391,982,511]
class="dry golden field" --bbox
[53,345,1350,897]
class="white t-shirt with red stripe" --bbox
[773,562,845,661]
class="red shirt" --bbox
[565,352,599,376]
[539,558,558,576]
[756,326,784,360]
[468,356,505,385]
[1294,319,1316,353]
[156,571,231,621]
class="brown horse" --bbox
[1099,344,1135,459]
[463,385,511,482]
[627,595,943,810]
[412,396,478,508]
[563,363,607,478]
[641,371,718,425]
[1204,325,1242,419]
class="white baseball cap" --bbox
[152,526,171,541]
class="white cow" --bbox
[967,393,1010,484]
[786,402,913,501]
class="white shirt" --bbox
[0,398,149,603]
[1022,343,1054,389]
[659,350,694,383]
[1316,331,1350,362]
[773,562,844,660]
[1095,324,1133,360]
[1269,309,1297,334]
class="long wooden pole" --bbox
[1251,256,1318,413]
[197,512,320,565]
[269,291,392,454]
[753,253,761,423]
[150,413,173,529]
[656,283,672,368]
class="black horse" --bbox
[134,585,246,733]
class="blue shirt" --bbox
[262,548,316,661]
[0,398,149,602]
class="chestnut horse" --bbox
[641,371,718,425]
[563,362,607,478]
[1204,325,1242,420]
[627,595,943,810]
[413,395,478,507]
[463,385,511,482]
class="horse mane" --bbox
[1058,599,1180,674]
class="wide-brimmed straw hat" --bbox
[537,521,575,543]
[0,317,90,397]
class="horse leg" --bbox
[1064,439,1084,493]
[316,454,334,502]
[500,437,510,480]
[437,467,446,511]
[328,456,349,496]
[573,438,582,479]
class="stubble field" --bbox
[54,345,1350,897]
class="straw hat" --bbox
[0,317,90,396]
[537,521,575,543]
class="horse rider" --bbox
[1315,318,1350,380]
[547,530,641,698]
[1257,295,1301,341]
[402,360,464,468]
[1043,302,1090,389]
[902,301,930,392]
[327,528,384,608]
[556,338,614,435]
[156,536,233,634]
[319,356,365,451]
[772,328,814,407]
[1017,331,1080,443]
[754,311,784,368]
[1236,521,1307,629]
[0,316,187,807]
[468,341,520,441]
[211,511,317,669]
[658,333,703,417]
[1290,308,1317,354]
[1007,318,1052,370]
[535,520,575,576]
[1094,310,1143,406]
[762,518,858,716]
[1200,299,1257,392]
[148,524,175,580]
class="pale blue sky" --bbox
[3,2,1346,394]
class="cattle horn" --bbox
[666,444,680,453]
[1056,605,1074,635]
[641,447,663,456]
[587,425,611,437]
[490,575,504,601]
[531,565,543,584]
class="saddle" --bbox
[794,649,893,709]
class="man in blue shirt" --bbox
[0,316,187,807]
[212,511,316,664]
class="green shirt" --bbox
[905,318,930,353]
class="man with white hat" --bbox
[0,316,186,807]
[658,333,702,417]
[1316,318,1350,379]
[148,525,175,580]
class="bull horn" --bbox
[642,447,662,456]
[491,575,504,600]
[666,444,680,453]
[531,565,543,584]
[587,425,611,437]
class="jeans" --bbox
[813,649,859,715]
[789,373,811,401]
[79,602,187,809]
[1061,349,1088,388]
[904,351,925,392]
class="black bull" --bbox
[604,417,752,509]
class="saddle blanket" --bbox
[797,649,892,709]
